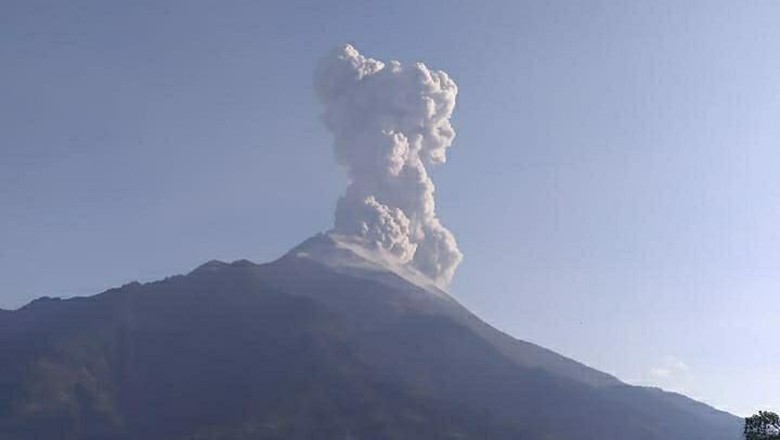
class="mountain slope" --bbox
[0,235,741,439]
[282,233,621,389]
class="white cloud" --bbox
[650,358,689,379]
[641,356,693,395]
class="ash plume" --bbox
[314,44,462,285]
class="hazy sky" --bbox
[2,0,778,416]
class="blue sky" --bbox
[2,0,778,416]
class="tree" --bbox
[745,411,780,440]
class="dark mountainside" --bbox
[0,234,740,439]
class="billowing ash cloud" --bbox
[314,44,462,285]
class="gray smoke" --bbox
[314,44,462,285]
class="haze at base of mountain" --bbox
[0,234,741,439]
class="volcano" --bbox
[0,234,740,439]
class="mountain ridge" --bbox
[0,235,741,439]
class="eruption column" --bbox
[314,44,462,285]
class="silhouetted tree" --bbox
[745,411,780,440]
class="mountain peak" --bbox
[285,232,448,296]
[190,260,230,274]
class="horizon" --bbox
[2,0,779,418]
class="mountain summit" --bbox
[0,236,739,439]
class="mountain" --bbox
[0,233,741,439]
